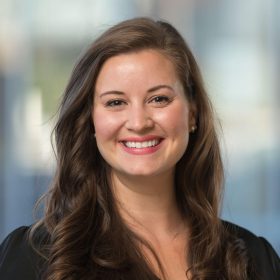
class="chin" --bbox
[121,166,172,178]
[124,170,156,177]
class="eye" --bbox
[105,99,126,107]
[149,95,171,105]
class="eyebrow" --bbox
[147,84,174,93]
[99,91,124,98]
[98,84,174,98]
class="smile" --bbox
[123,139,160,149]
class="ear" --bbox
[188,101,197,129]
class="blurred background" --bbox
[0,0,279,253]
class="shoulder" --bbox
[222,220,280,279]
[0,226,45,280]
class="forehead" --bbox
[95,49,179,90]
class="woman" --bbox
[0,17,279,280]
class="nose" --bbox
[125,105,154,132]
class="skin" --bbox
[93,49,194,178]
[92,49,195,279]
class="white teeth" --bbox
[124,139,159,148]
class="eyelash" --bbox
[149,95,171,104]
[105,99,126,107]
[104,95,172,108]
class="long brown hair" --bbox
[30,17,256,279]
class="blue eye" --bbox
[105,99,126,107]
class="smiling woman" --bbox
[93,50,193,177]
[0,17,279,280]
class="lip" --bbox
[119,135,164,155]
[119,135,163,142]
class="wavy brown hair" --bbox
[30,17,257,279]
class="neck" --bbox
[111,170,185,237]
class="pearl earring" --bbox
[191,125,197,133]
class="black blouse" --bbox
[0,222,279,279]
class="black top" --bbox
[0,222,279,279]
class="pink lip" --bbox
[119,135,164,155]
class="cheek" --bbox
[93,110,110,141]
[154,104,190,134]
[93,109,121,141]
